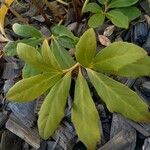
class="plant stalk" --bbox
[81,0,90,16]
[63,62,80,73]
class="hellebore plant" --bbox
[7,28,150,150]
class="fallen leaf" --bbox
[103,25,115,37]
[98,34,111,46]
[0,0,14,36]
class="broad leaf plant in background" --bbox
[6,28,150,150]
[83,0,141,28]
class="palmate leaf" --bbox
[75,28,96,67]
[17,43,55,72]
[38,72,71,140]
[72,70,100,150]
[108,0,139,8]
[13,23,42,38]
[106,10,129,29]
[92,42,147,73]
[87,69,150,122]
[6,72,62,102]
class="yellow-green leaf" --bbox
[42,40,61,71]
[113,56,150,77]
[0,0,14,36]
[72,70,100,150]
[92,42,147,73]
[38,72,71,140]
[75,28,96,67]
[17,43,54,72]
[6,72,62,102]
[87,69,150,122]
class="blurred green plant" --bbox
[83,0,141,28]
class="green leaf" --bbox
[58,36,76,48]
[112,56,150,77]
[106,10,129,28]
[98,0,108,5]
[75,28,96,67]
[108,0,139,8]
[84,3,102,13]
[17,43,54,72]
[38,72,71,140]
[50,40,76,69]
[41,40,61,71]
[4,38,42,56]
[22,64,41,78]
[87,69,150,122]
[72,70,100,149]
[6,72,62,102]
[88,13,105,28]
[13,23,42,38]
[115,7,141,21]
[92,42,147,73]
[52,25,78,41]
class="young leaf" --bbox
[0,0,14,36]
[88,13,105,28]
[108,0,139,8]
[92,42,147,73]
[13,23,42,38]
[84,3,102,13]
[106,10,129,29]
[50,40,76,69]
[4,38,42,56]
[42,40,61,71]
[58,36,76,48]
[75,28,96,67]
[38,72,71,140]
[6,72,62,102]
[52,25,78,41]
[72,70,100,149]
[112,56,150,77]
[115,7,141,21]
[87,69,150,122]
[17,43,54,72]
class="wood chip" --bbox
[5,115,41,149]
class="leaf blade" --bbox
[6,72,62,102]
[72,70,100,149]
[88,13,105,28]
[17,43,53,72]
[13,23,42,38]
[87,69,150,122]
[108,0,139,8]
[38,72,71,139]
[93,42,147,73]
[75,28,96,67]
[106,10,129,29]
